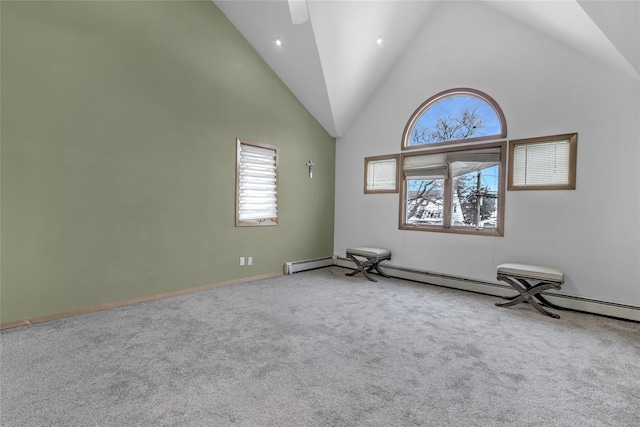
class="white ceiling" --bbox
[213,0,639,138]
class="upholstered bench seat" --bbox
[346,247,391,259]
[346,247,391,282]
[497,263,564,283]
[496,263,564,318]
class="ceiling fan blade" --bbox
[288,0,309,25]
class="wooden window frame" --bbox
[401,88,507,151]
[399,141,506,236]
[364,154,400,194]
[236,138,279,227]
[508,133,577,191]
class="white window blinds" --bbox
[237,140,278,226]
[403,153,449,179]
[366,157,397,192]
[403,147,500,180]
[512,140,570,187]
[448,147,501,177]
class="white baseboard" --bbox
[284,256,335,274]
[332,256,640,322]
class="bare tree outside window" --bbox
[400,88,506,236]
[406,179,444,224]
[407,108,497,228]
[404,91,504,150]
[411,107,485,145]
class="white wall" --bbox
[334,1,640,306]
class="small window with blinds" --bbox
[365,154,399,193]
[508,133,577,190]
[236,138,279,226]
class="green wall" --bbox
[1,0,336,324]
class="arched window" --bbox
[399,89,507,236]
[402,88,506,150]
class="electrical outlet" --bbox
[240,257,245,266]
[248,257,253,266]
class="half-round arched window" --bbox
[402,88,506,150]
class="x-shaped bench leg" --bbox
[496,275,563,318]
[346,255,390,282]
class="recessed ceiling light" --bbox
[376,36,383,46]
[275,38,283,46]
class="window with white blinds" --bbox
[236,139,279,226]
[508,133,577,190]
[399,141,506,235]
[365,155,399,193]
[399,88,507,235]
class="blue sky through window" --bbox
[410,95,501,145]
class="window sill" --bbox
[399,224,503,236]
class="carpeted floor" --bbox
[1,267,639,426]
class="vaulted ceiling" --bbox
[214,0,639,138]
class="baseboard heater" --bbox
[288,255,639,322]
[284,256,335,274]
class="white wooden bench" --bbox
[496,263,564,318]
[345,247,391,282]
